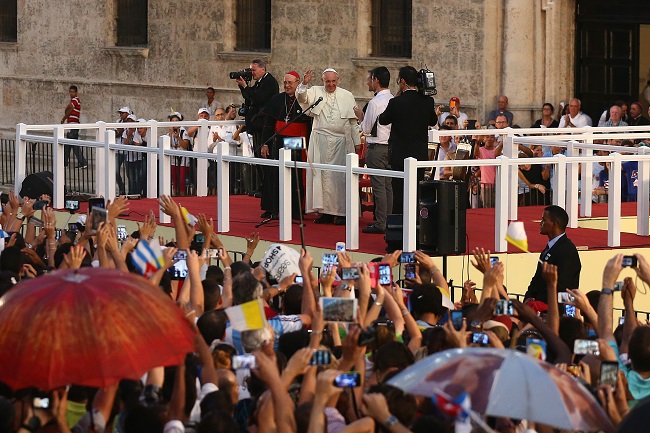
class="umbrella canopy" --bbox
[387,347,614,433]
[0,267,195,391]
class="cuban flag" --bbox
[432,390,470,422]
[131,239,165,278]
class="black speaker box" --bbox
[20,171,54,199]
[418,180,467,255]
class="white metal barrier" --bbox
[15,121,650,252]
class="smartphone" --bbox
[116,225,128,241]
[565,305,576,317]
[378,263,392,286]
[600,361,619,389]
[613,281,624,292]
[295,275,304,284]
[335,242,345,252]
[319,297,358,323]
[194,233,205,244]
[310,350,332,366]
[341,267,359,280]
[33,200,48,211]
[619,316,625,326]
[622,255,638,267]
[28,216,43,227]
[90,206,108,233]
[68,222,80,231]
[55,228,62,240]
[322,253,338,266]
[574,339,599,356]
[173,249,188,261]
[334,372,361,388]
[232,354,256,370]
[404,263,416,279]
[490,257,499,265]
[283,136,306,150]
[205,248,221,259]
[88,197,105,210]
[399,252,415,263]
[495,299,514,316]
[357,326,377,346]
[65,200,80,211]
[557,292,575,304]
[526,338,547,361]
[451,310,463,331]
[167,260,188,280]
[32,396,50,410]
[467,119,477,130]
[472,332,488,345]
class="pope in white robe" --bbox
[297,68,360,221]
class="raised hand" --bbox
[63,244,88,269]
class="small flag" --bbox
[180,206,198,226]
[432,389,470,422]
[437,285,456,310]
[505,221,529,252]
[131,239,165,278]
[0,229,10,239]
[225,299,268,331]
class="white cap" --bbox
[117,106,132,114]
[137,118,146,123]
[197,107,210,116]
[322,68,338,75]
[126,114,137,122]
[168,111,183,121]
[76,214,87,225]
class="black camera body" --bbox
[417,68,437,97]
[229,68,253,81]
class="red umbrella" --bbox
[0,267,195,390]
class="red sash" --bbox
[275,120,308,138]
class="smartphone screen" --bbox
[117,225,128,240]
[320,297,358,323]
[232,354,256,370]
[322,253,338,266]
[334,372,361,388]
[399,252,415,263]
[622,255,637,267]
[310,350,332,366]
[168,260,188,280]
[173,249,188,261]
[295,276,303,284]
[378,264,392,286]
[557,292,575,304]
[404,263,416,279]
[600,361,619,389]
[565,305,576,317]
[88,197,105,210]
[90,206,108,233]
[472,332,488,345]
[490,257,499,265]
[451,310,463,331]
[574,339,599,356]
[194,233,205,244]
[341,267,359,280]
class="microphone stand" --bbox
[255,96,322,231]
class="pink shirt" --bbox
[478,146,497,185]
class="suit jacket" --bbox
[524,234,582,304]
[378,90,437,170]
[239,72,279,132]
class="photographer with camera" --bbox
[378,66,437,213]
[232,59,279,198]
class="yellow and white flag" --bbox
[437,285,456,310]
[225,299,268,331]
[505,221,529,253]
[180,206,198,226]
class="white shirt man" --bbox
[558,98,592,128]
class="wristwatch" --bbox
[601,288,614,295]
[383,415,399,429]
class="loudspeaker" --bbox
[19,171,53,199]
[418,180,467,255]
[384,214,408,253]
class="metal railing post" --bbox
[346,152,360,251]
[580,146,593,217]
[158,135,171,224]
[217,141,230,232]
[196,118,209,197]
[494,155,509,252]
[14,123,27,194]
[553,154,567,208]
[95,121,106,196]
[147,121,159,198]
[566,140,579,228]
[104,130,116,201]
[608,152,622,247]
[638,147,650,236]
[279,148,292,241]
[504,133,518,221]
[52,126,65,208]
[402,157,418,252]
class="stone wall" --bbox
[0,0,576,136]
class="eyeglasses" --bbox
[283,81,298,85]
[495,120,508,124]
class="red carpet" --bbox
[82,197,650,255]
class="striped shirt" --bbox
[68,97,81,123]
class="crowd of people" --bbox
[0,192,647,433]
[61,64,650,234]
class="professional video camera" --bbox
[417,68,437,97]
[229,68,253,82]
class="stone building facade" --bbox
[0,0,577,135]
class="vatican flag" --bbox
[505,221,529,252]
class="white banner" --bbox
[260,243,301,282]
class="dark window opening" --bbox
[116,0,148,47]
[236,0,271,52]
[371,0,412,58]
[0,0,17,43]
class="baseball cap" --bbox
[126,114,137,122]
[117,107,132,114]
[197,107,210,116]
[168,112,183,121]
[450,97,460,104]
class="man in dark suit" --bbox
[235,59,279,198]
[524,205,582,304]
[378,66,437,213]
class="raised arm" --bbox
[159,195,190,249]
[542,263,560,336]
[598,255,623,342]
